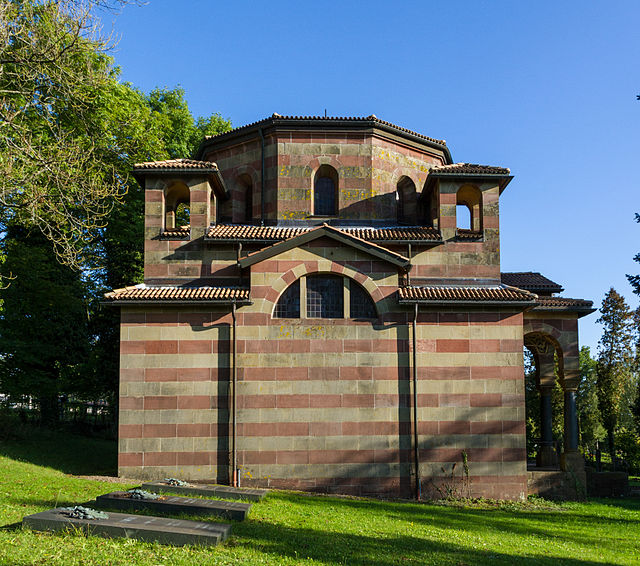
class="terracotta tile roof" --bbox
[104,285,250,303]
[133,158,219,172]
[206,224,441,243]
[501,272,564,294]
[428,163,510,176]
[534,297,595,311]
[160,226,190,239]
[398,284,537,304]
[201,114,447,146]
[456,229,483,240]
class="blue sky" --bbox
[106,0,640,353]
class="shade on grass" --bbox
[1,431,639,565]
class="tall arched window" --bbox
[313,165,338,216]
[164,182,190,230]
[396,176,416,224]
[456,185,482,232]
[237,173,254,223]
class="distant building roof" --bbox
[133,158,220,172]
[501,272,564,294]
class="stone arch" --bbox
[262,261,388,317]
[164,180,190,229]
[456,183,482,231]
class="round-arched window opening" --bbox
[175,202,190,228]
[314,165,338,216]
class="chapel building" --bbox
[106,115,594,500]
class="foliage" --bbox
[2,432,640,565]
[596,288,636,465]
[0,225,89,424]
[577,346,605,456]
[616,427,640,474]
[0,0,137,269]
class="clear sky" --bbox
[105,0,640,353]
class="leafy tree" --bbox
[0,225,89,425]
[596,288,635,467]
[576,346,605,457]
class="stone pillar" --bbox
[537,386,557,468]
[560,370,584,473]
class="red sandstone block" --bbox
[144,452,177,466]
[310,394,341,408]
[276,422,309,436]
[243,423,276,436]
[342,421,365,435]
[178,340,211,354]
[179,368,212,382]
[178,313,212,327]
[145,312,178,325]
[119,424,143,438]
[421,366,470,380]
[145,368,177,382]
[419,448,462,462]
[277,394,310,408]
[121,312,146,324]
[243,313,269,325]
[467,448,502,462]
[500,339,522,352]
[210,397,229,409]
[418,421,438,435]
[277,450,309,464]
[470,421,502,434]
[439,394,469,408]
[503,448,526,462]
[343,339,372,352]
[121,368,144,382]
[502,394,525,407]
[436,339,469,353]
[417,339,436,352]
[310,422,341,436]
[245,367,277,381]
[145,340,178,354]
[144,396,177,410]
[470,393,502,407]
[438,313,468,325]
[469,339,500,353]
[145,264,168,277]
[503,420,526,434]
[120,397,143,410]
[341,366,372,380]
[372,366,400,380]
[145,190,163,202]
[278,340,310,353]
[245,340,277,353]
[119,452,143,467]
[121,341,145,354]
[416,394,439,407]
[310,339,342,353]
[342,394,374,408]
[144,423,176,438]
[178,396,211,410]
[439,421,471,434]
[244,450,276,464]
[244,395,276,409]
[177,423,210,437]
[308,366,338,380]
[276,367,309,381]
[177,451,210,466]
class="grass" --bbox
[1,431,640,565]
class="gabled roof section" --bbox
[132,158,228,198]
[501,272,564,295]
[398,284,537,306]
[238,224,411,269]
[196,114,452,163]
[207,224,442,244]
[423,162,513,194]
[104,284,250,304]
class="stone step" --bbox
[95,491,251,521]
[142,481,267,502]
[23,508,231,546]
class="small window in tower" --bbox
[274,279,300,318]
[307,275,343,318]
[349,281,376,319]
[175,202,190,228]
[456,204,471,230]
[313,165,338,216]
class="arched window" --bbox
[313,165,338,216]
[349,280,376,319]
[274,275,377,320]
[237,173,254,223]
[164,182,190,230]
[274,279,300,318]
[396,176,416,224]
[456,185,482,232]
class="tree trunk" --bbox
[38,395,59,427]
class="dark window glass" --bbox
[307,275,343,318]
[349,281,377,319]
[274,279,300,318]
[314,176,336,216]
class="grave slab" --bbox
[23,508,231,546]
[95,491,250,521]
[142,481,267,502]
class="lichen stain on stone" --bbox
[304,325,326,338]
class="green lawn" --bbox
[1,432,639,565]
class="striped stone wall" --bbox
[120,242,527,499]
